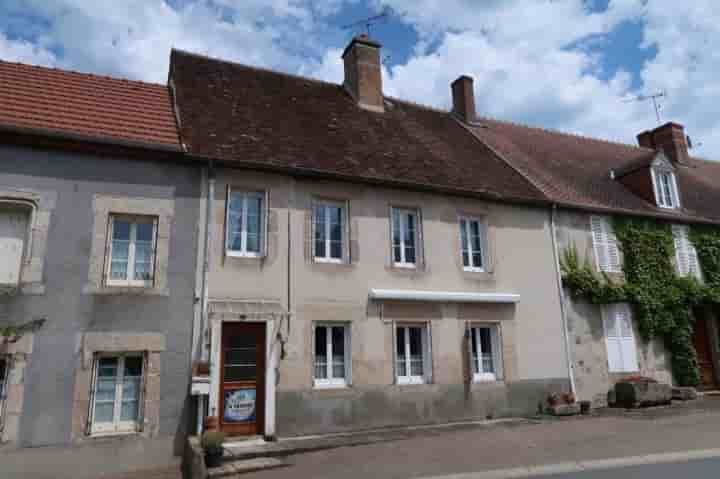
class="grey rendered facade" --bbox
[0,144,201,474]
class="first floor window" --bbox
[470,325,502,382]
[226,190,265,257]
[672,225,702,280]
[396,325,430,384]
[314,201,345,262]
[90,355,144,434]
[604,304,639,373]
[314,324,349,387]
[392,208,419,267]
[460,217,485,271]
[107,215,157,287]
[590,215,621,274]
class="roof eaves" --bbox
[0,122,183,153]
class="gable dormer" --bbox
[649,153,681,209]
[614,151,681,210]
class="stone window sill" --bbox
[83,285,170,296]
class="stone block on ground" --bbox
[549,403,581,416]
[614,381,672,408]
[672,387,698,401]
[207,457,286,477]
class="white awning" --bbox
[368,289,520,304]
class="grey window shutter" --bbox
[263,190,270,258]
[85,355,99,436]
[138,353,148,432]
[417,209,426,270]
[304,208,313,264]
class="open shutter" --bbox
[673,225,690,276]
[262,190,270,258]
[591,216,620,273]
[423,323,433,384]
[617,306,639,372]
[416,209,426,270]
[604,309,623,373]
[86,355,99,436]
[137,353,148,432]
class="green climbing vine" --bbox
[0,318,45,345]
[561,217,720,387]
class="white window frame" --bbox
[672,224,702,280]
[391,207,420,268]
[470,324,503,382]
[459,216,486,272]
[590,215,622,274]
[225,189,266,258]
[313,201,346,264]
[105,215,157,288]
[395,324,431,385]
[603,304,639,373]
[651,167,680,209]
[89,353,145,435]
[313,323,351,389]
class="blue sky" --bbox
[0,1,718,157]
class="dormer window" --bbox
[651,167,680,209]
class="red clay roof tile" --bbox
[0,60,181,150]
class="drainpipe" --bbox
[196,161,214,436]
[551,203,576,396]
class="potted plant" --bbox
[201,431,225,468]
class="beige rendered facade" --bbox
[200,168,571,437]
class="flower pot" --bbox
[204,415,219,432]
[204,447,224,468]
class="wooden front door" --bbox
[220,322,265,436]
[693,315,718,390]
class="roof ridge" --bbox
[0,58,167,89]
[171,48,342,90]
[478,115,655,153]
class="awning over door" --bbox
[368,289,520,304]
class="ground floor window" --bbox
[471,325,502,382]
[603,304,639,373]
[314,324,350,388]
[90,354,144,434]
[0,356,7,418]
[396,324,430,385]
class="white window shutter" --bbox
[604,311,623,373]
[591,216,620,273]
[617,306,639,372]
[673,225,701,279]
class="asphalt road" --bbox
[530,457,720,478]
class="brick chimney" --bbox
[636,122,690,165]
[342,34,384,113]
[451,76,476,123]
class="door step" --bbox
[207,457,287,477]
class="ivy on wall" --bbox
[560,217,720,387]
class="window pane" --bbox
[315,238,326,258]
[94,402,115,423]
[479,328,494,373]
[227,193,244,251]
[134,242,154,280]
[472,253,483,269]
[460,220,468,251]
[124,357,142,377]
[315,326,327,379]
[471,329,479,374]
[393,245,402,263]
[330,241,342,259]
[0,359,6,397]
[224,365,256,381]
[404,246,416,264]
[246,234,260,253]
[136,222,154,242]
[409,327,423,356]
[404,213,415,244]
[225,348,256,365]
[120,400,139,422]
[95,377,116,402]
[392,210,401,248]
[314,205,326,258]
[112,220,131,240]
[98,357,119,377]
[396,327,406,376]
[110,240,129,280]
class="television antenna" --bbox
[623,91,666,125]
[342,9,390,37]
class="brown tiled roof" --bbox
[0,60,181,151]
[469,119,720,223]
[168,50,546,204]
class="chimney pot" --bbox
[451,76,476,123]
[342,35,384,112]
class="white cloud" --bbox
[0,32,56,66]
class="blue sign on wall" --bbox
[223,388,256,423]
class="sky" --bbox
[0,1,718,157]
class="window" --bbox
[460,217,485,271]
[603,304,639,373]
[0,204,31,288]
[314,324,350,388]
[652,168,680,209]
[590,216,621,273]
[392,208,420,267]
[107,215,156,287]
[90,355,144,434]
[672,225,702,280]
[226,190,265,257]
[0,357,7,411]
[396,325,430,384]
[470,325,503,382]
[313,201,345,263]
